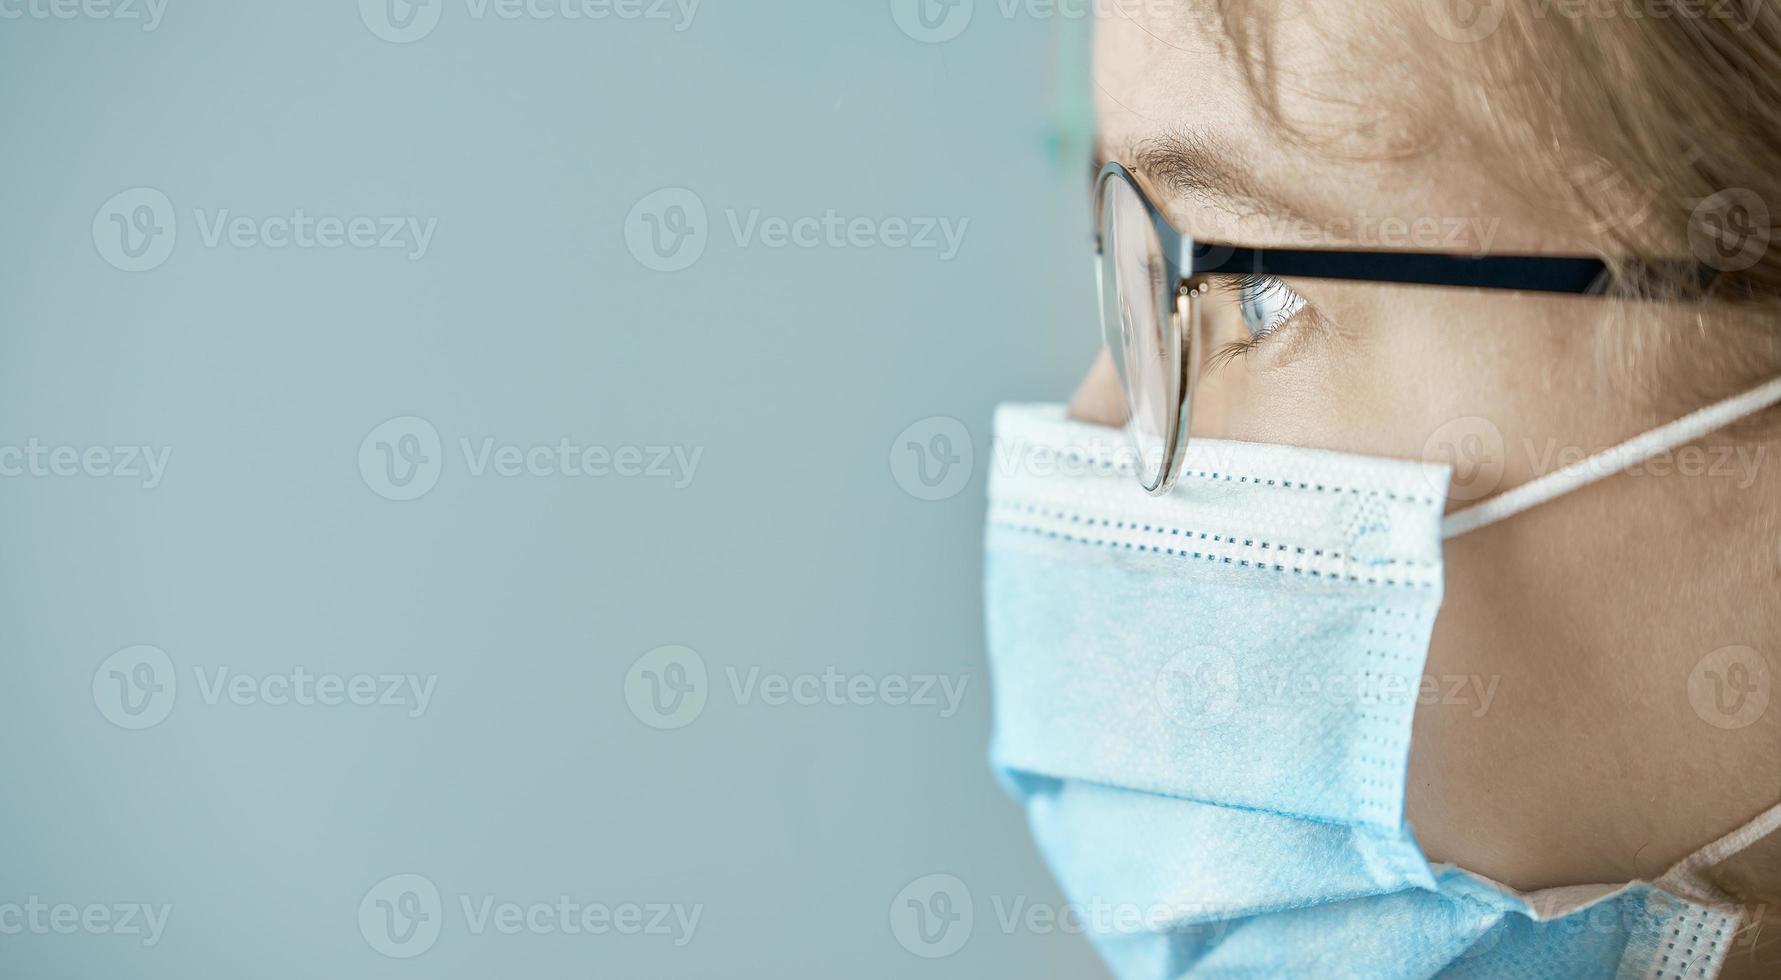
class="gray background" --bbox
[0,0,1106,976]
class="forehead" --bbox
[1092,5,1252,138]
[1092,5,1583,254]
[1093,5,1401,163]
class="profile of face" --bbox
[1071,0,1779,961]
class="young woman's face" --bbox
[1078,2,1779,913]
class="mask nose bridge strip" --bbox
[1441,375,1781,539]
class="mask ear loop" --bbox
[1442,374,1781,539]
[1656,798,1781,902]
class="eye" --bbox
[1233,274,1306,340]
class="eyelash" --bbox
[1207,274,1312,365]
[1130,268,1315,363]
[1226,274,1306,338]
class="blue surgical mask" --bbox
[984,381,1781,978]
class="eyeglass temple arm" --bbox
[1196,246,1716,297]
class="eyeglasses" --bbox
[1093,161,1713,495]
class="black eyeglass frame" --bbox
[1090,161,1714,495]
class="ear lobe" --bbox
[1068,349,1128,427]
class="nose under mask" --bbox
[984,378,1781,979]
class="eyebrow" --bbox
[1094,130,1325,227]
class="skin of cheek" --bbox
[1422,433,1781,891]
